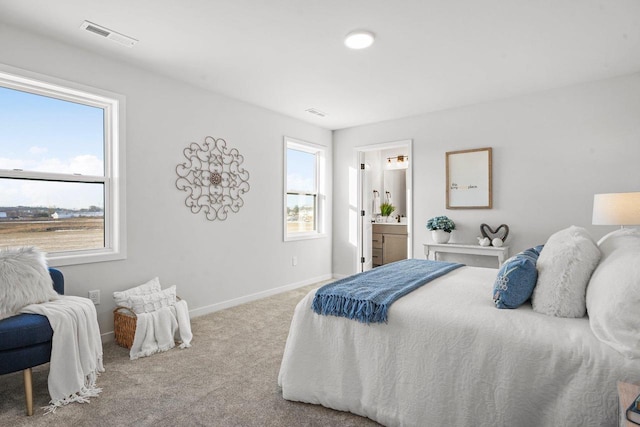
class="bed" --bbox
[278,228,640,426]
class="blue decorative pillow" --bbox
[493,245,543,309]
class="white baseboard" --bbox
[189,273,333,319]
[101,330,115,344]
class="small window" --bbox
[0,67,125,266]
[284,137,325,241]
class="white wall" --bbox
[0,23,332,334]
[333,72,640,275]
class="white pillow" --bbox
[0,246,59,320]
[587,228,640,358]
[113,277,162,307]
[128,286,177,314]
[597,227,640,258]
[531,226,601,318]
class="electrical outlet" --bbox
[88,290,100,305]
[292,256,298,266]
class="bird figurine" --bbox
[478,237,491,247]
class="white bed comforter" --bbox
[278,266,640,427]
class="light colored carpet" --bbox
[0,284,380,426]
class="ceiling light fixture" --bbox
[344,30,375,49]
[80,20,138,47]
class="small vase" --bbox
[432,230,450,244]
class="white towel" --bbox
[129,299,192,360]
[372,192,381,215]
[21,296,104,413]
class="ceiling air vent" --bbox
[80,20,138,47]
[305,108,327,117]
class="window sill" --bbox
[46,248,126,267]
[284,232,327,242]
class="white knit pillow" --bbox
[113,277,162,308]
[0,247,59,320]
[531,226,601,318]
[128,286,177,314]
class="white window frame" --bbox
[284,136,326,241]
[0,64,126,266]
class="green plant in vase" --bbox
[380,202,395,221]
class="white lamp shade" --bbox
[592,192,640,225]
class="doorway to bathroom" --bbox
[356,139,412,272]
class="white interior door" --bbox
[360,154,373,271]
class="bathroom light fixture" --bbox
[386,155,409,170]
[387,155,408,163]
[344,30,375,49]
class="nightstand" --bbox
[618,381,640,427]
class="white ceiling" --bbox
[1,0,640,130]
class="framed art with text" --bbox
[446,147,492,209]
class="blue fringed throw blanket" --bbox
[312,259,463,324]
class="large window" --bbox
[0,66,125,265]
[284,137,326,241]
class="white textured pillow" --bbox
[0,246,59,320]
[531,226,601,317]
[113,277,162,307]
[597,228,640,258]
[128,286,177,314]
[587,228,640,358]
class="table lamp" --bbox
[592,192,640,228]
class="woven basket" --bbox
[113,296,182,349]
[113,306,137,349]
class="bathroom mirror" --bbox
[383,169,406,218]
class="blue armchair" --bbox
[0,268,64,416]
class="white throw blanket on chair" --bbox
[129,299,192,360]
[21,296,104,413]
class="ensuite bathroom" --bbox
[365,147,409,224]
[361,145,411,270]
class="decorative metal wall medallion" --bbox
[175,136,250,221]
